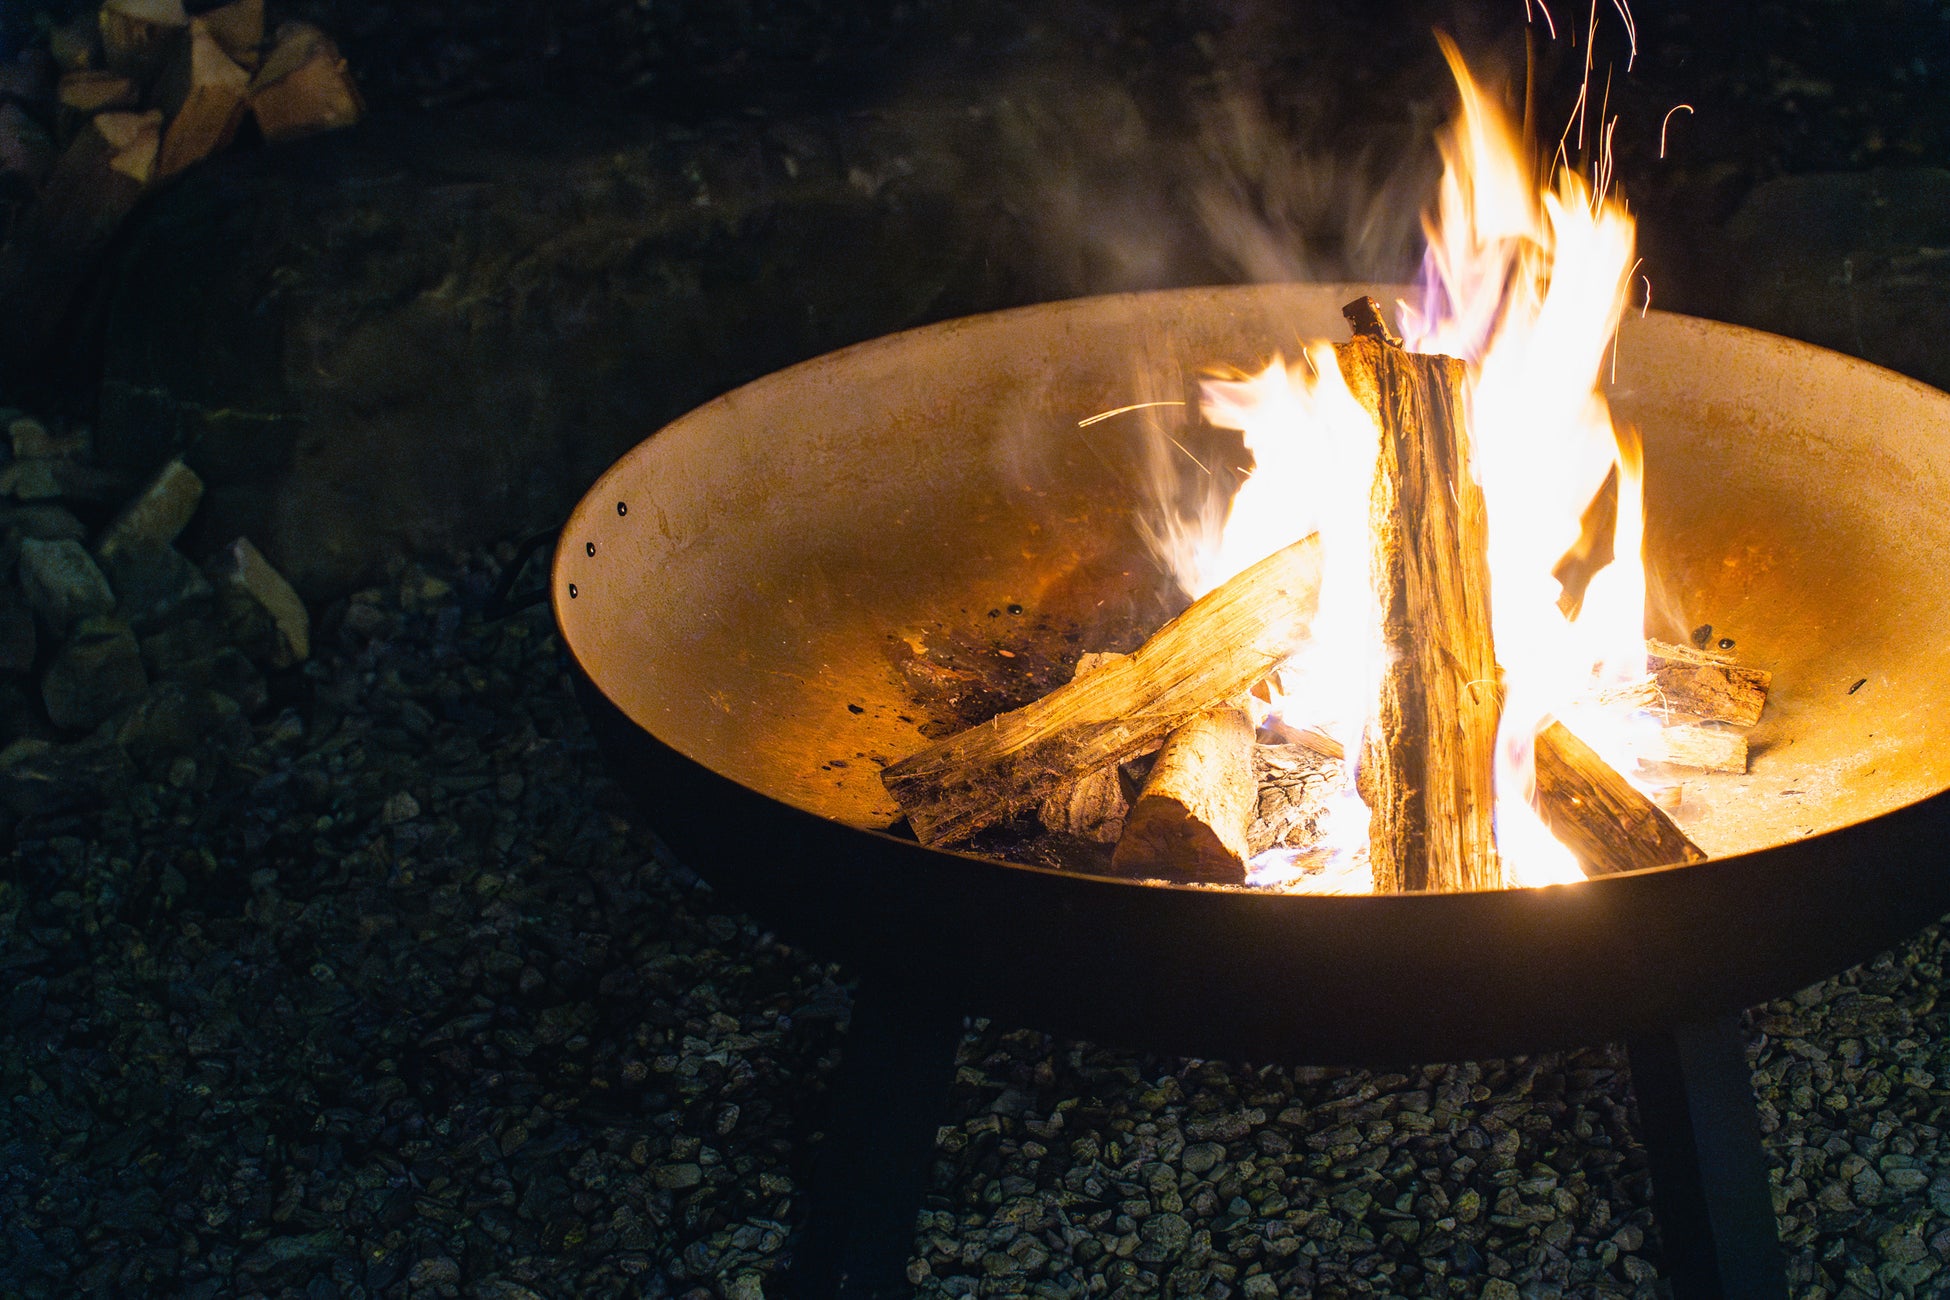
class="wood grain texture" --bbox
[1534,720,1708,876]
[1337,335,1504,893]
[1110,704,1256,881]
[880,533,1324,846]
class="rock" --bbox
[1480,1281,1520,1300]
[206,537,308,666]
[1140,1212,1191,1254]
[9,418,71,460]
[42,616,147,731]
[380,791,419,824]
[18,537,115,636]
[208,646,269,714]
[113,682,246,761]
[0,505,86,541]
[0,103,55,188]
[101,540,214,631]
[1181,1142,1224,1175]
[654,1163,703,1190]
[0,594,36,674]
[0,735,134,815]
[407,1255,460,1287]
[96,457,204,560]
[5,459,62,501]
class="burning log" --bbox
[1247,741,1341,855]
[1036,652,1129,843]
[1640,721,1748,775]
[1110,704,1256,882]
[1534,721,1707,876]
[1336,298,1504,893]
[880,532,1325,846]
[1650,639,1770,724]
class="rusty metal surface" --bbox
[553,284,1950,1062]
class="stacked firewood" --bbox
[0,0,360,237]
[882,298,1772,892]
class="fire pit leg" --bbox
[1626,1016,1788,1300]
[792,979,962,1300]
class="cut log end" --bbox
[1110,704,1256,882]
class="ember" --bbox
[881,43,1776,892]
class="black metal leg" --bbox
[1626,1016,1788,1300]
[792,978,964,1300]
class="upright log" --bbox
[881,533,1324,846]
[1336,298,1504,893]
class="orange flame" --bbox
[1179,41,1649,889]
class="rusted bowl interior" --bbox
[553,283,1950,1062]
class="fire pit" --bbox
[553,280,1950,1297]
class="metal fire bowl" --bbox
[556,283,1950,1065]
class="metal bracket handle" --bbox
[483,527,561,620]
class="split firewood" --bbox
[1246,741,1342,855]
[1639,720,1748,775]
[1601,639,1770,726]
[99,0,190,84]
[58,70,140,115]
[1533,720,1707,876]
[1110,704,1257,882]
[1036,652,1129,842]
[249,22,362,143]
[198,0,266,71]
[1336,297,1504,893]
[881,532,1325,846]
[155,19,250,178]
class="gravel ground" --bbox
[4,551,1950,1299]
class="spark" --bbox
[1524,0,1559,40]
[1640,273,1652,318]
[1610,0,1637,69]
[1659,103,1694,159]
[1076,400,1186,427]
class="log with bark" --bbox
[880,532,1325,846]
[1036,652,1129,843]
[1110,703,1257,881]
[1601,638,1771,726]
[1336,297,1504,893]
[1533,720,1708,876]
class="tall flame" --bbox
[1169,42,1647,889]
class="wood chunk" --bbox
[58,71,140,114]
[1037,652,1129,842]
[881,533,1325,846]
[99,0,190,84]
[1639,721,1748,775]
[1336,302,1504,894]
[198,0,266,71]
[1533,720,1708,876]
[1246,742,1342,855]
[156,20,249,178]
[1257,712,1345,761]
[249,22,363,143]
[1644,639,1770,726]
[1111,704,1256,882]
